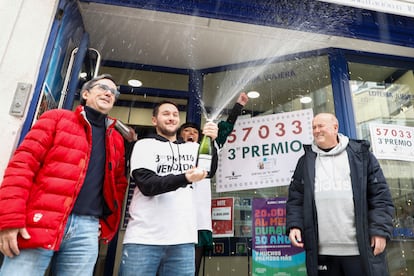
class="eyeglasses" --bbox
[91,83,120,97]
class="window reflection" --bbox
[349,62,414,276]
[203,55,334,120]
[203,55,334,247]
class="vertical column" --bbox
[329,49,357,138]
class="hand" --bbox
[202,121,218,141]
[126,127,138,142]
[237,92,249,106]
[185,167,207,183]
[371,236,386,256]
[288,228,304,248]
[0,228,31,257]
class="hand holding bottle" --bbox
[185,167,208,183]
[115,120,138,142]
[202,120,218,140]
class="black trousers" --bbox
[317,255,366,276]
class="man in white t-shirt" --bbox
[119,100,218,276]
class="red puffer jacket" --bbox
[0,105,128,250]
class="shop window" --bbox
[100,66,189,91]
[349,62,414,275]
[203,55,334,121]
[202,54,334,237]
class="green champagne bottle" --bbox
[197,134,212,176]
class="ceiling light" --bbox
[299,96,312,104]
[247,91,260,99]
[128,79,142,87]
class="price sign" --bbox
[216,109,313,192]
[212,197,234,237]
[369,123,414,162]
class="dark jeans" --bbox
[318,255,365,276]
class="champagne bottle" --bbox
[197,134,212,176]
[115,120,130,137]
[115,120,136,142]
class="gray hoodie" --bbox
[312,133,360,255]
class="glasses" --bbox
[91,83,120,97]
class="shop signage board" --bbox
[216,109,313,192]
[318,0,414,18]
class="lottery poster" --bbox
[216,109,313,192]
[252,197,306,275]
[369,123,414,162]
[211,197,234,237]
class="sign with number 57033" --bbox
[369,123,414,162]
[216,109,313,192]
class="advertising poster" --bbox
[212,197,234,237]
[252,198,306,276]
[369,123,414,162]
[216,109,313,192]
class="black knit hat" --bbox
[178,122,201,141]
[180,122,200,132]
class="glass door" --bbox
[349,62,414,275]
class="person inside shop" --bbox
[178,92,248,276]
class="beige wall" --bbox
[0,0,58,179]
[109,105,187,126]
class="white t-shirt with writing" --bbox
[123,138,199,245]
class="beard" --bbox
[158,125,178,138]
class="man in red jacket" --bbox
[0,74,128,275]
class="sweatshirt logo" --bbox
[33,213,43,222]
[318,265,328,271]
[156,153,194,173]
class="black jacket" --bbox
[286,139,394,276]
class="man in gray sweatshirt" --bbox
[286,113,394,276]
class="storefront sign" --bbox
[318,0,414,18]
[216,109,313,192]
[212,197,234,237]
[369,123,414,162]
[252,198,306,275]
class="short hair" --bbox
[79,74,117,105]
[152,100,179,117]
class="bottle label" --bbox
[198,154,212,173]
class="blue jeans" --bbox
[0,214,99,276]
[119,243,195,276]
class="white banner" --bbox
[369,123,414,162]
[318,0,414,18]
[216,109,313,192]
